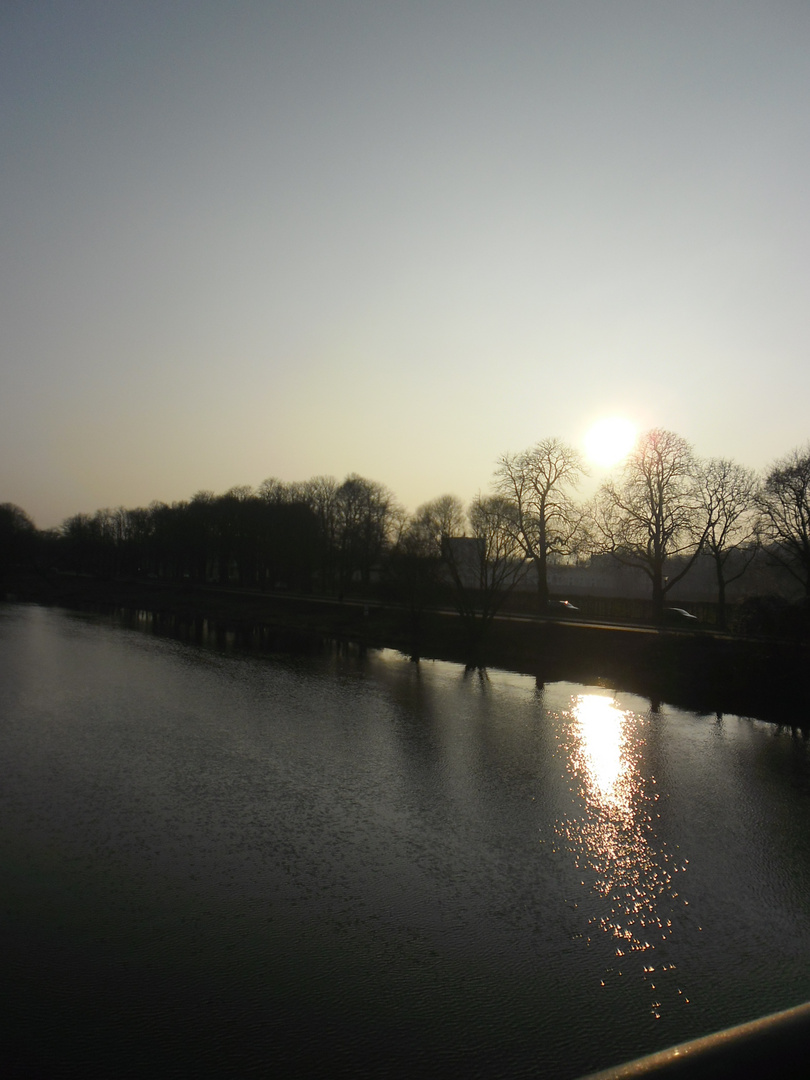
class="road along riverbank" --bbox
[5,569,809,726]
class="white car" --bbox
[664,607,698,624]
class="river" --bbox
[2,602,810,1077]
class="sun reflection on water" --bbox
[573,694,632,812]
[552,694,694,1019]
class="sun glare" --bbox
[584,417,637,468]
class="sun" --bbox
[584,417,637,468]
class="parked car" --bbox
[664,607,698,624]
[546,600,580,615]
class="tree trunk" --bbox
[535,551,549,609]
[715,559,727,630]
[652,571,665,621]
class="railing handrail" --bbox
[579,1000,810,1078]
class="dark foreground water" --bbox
[2,603,810,1078]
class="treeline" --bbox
[4,474,398,596]
[2,430,810,635]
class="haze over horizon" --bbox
[3,1,809,530]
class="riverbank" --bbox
[4,569,809,726]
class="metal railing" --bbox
[579,1000,810,1078]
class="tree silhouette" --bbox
[696,457,760,628]
[592,429,706,620]
[0,503,37,580]
[296,475,341,592]
[493,438,584,608]
[387,495,465,637]
[758,445,810,599]
[334,474,398,592]
[443,494,526,644]
[404,495,466,560]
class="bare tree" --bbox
[386,495,466,647]
[443,494,526,637]
[493,438,584,608]
[758,445,810,599]
[404,494,466,559]
[258,476,294,504]
[334,473,399,591]
[592,429,706,620]
[296,476,341,591]
[696,458,760,628]
[212,486,257,585]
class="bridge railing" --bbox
[579,1000,810,1079]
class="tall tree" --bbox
[592,429,706,620]
[60,510,118,577]
[443,494,526,640]
[387,495,465,621]
[334,474,398,591]
[758,445,810,599]
[405,494,466,560]
[258,476,296,504]
[493,438,584,608]
[185,492,217,582]
[696,458,760,628]
[255,484,319,592]
[297,476,341,593]
[219,486,260,586]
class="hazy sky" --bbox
[3,1,809,528]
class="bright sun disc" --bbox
[584,417,637,468]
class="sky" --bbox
[2,1,809,529]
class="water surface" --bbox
[2,603,810,1077]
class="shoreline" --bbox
[4,570,809,726]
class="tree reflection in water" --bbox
[555,693,694,1020]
